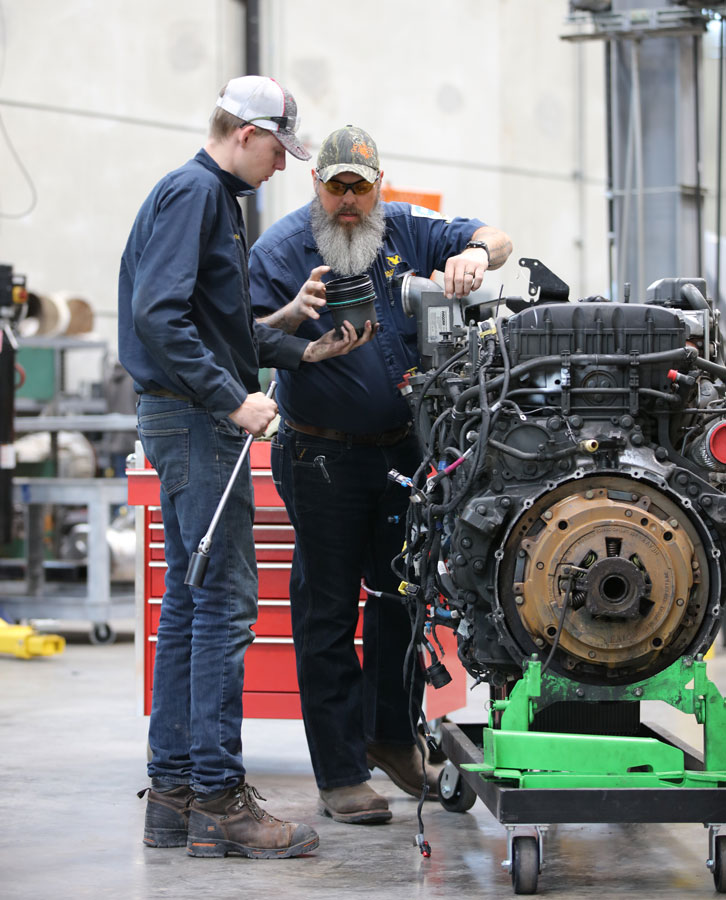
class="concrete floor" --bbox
[1,626,725,900]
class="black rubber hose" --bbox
[681,282,709,310]
[454,346,696,409]
[694,356,726,382]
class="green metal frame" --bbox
[463,656,726,789]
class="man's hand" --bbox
[257,265,331,333]
[443,226,513,299]
[443,246,489,299]
[302,319,378,363]
[229,392,278,437]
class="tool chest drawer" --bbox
[129,440,331,718]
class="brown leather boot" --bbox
[186,782,319,859]
[138,783,195,848]
[317,782,392,825]
[366,741,442,800]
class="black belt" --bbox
[286,420,411,446]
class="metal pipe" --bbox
[693,33,703,277]
[631,39,645,302]
[575,38,586,297]
[617,42,634,301]
[244,0,261,246]
[716,16,724,306]
[185,380,276,587]
[605,40,616,299]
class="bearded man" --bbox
[249,125,512,825]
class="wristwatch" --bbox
[465,240,490,264]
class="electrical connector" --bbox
[414,833,432,857]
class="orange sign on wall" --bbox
[381,185,442,211]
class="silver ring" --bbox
[464,271,474,276]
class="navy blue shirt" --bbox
[118,149,308,420]
[249,201,484,432]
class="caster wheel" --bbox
[438,765,477,813]
[714,835,726,893]
[511,835,539,895]
[90,622,116,645]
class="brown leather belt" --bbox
[145,388,192,402]
[286,420,411,446]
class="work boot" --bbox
[366,741,442,800]
[317,782,392,825]
[137,782,195,847]
[186,782,319,859]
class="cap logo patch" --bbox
[352,141,374,160]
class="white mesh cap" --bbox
[216,75,310,160]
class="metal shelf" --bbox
[0,477,133,636]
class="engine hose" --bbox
[477,363,492,448]
[695,356,726,382]
[495,314,512,400]
[487,438,538,461]
[681,282,709,310]
[504,385,682,406]
[474,335,496,379]
[415,346,469,443]
[487,436,584,463]
[452,320,508,445]
[451,317,509,419]
[432,426,487,515]
[459,346,696,399]
[429,409,452,460]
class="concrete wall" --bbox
[0,0,608,359]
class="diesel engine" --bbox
[396,260,726,690]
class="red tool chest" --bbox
[127,439,464,720]
[127,440,365,718]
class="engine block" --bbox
[397,264,726,689]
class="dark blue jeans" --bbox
[271,420,423,790]
[137,395,258,795]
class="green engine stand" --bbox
[438,655,726,895]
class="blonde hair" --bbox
[209,83,270,141]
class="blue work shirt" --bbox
[118,149,308,420]
[249,202,484,433]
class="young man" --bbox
[250,125,513,824]
[119,80,371,858]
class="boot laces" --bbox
[234,783,267,820]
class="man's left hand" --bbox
[302,319,378,362]
[444,247,489,299]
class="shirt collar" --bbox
[194,148,255,197]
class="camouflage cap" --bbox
[316,125,380,183]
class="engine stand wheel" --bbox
[438,763,477,812]
[511,835,539,895]
[713,835,726,893]
[90,622,116,646]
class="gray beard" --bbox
[310,194,386,276]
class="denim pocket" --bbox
[215,416,245,438]
[137,420,190,497]
[271,435,283,488]
[291,435,346,468]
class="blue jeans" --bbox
[271,420,423,790]
[137,395,258,795]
